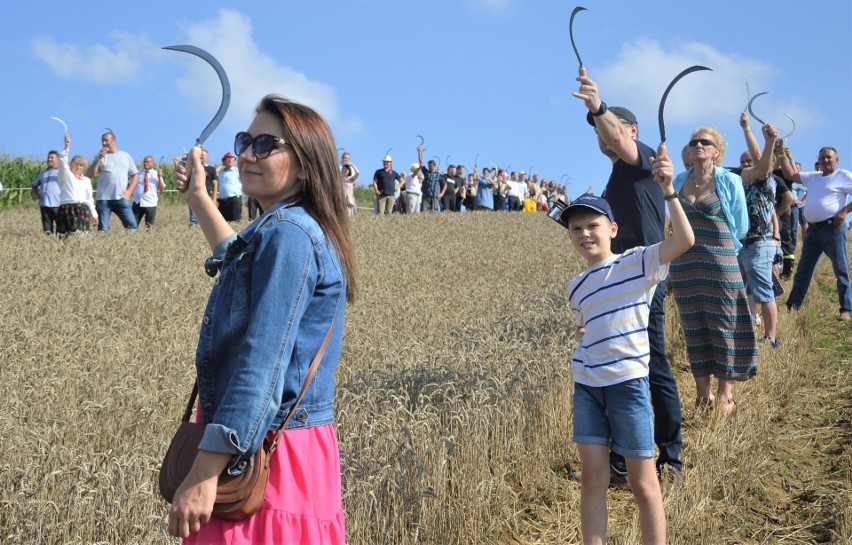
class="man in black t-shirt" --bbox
[574,69,684,484]
[372,155,402,215]
[443,165,462,212]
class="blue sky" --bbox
[3,0,850,197]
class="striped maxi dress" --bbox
[669,191,758,380]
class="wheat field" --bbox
[0,204,849,544]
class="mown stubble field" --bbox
[1,204,849,544]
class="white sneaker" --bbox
[753,313,762,326]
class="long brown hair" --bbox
[257,95,357,302]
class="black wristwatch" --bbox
[591,101,607,117]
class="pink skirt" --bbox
[184,424,346,545]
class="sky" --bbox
[3,0,851,198]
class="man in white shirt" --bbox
[86,131,138,232]
[132,156,165,227]
[217,152,243,221]
[779,146,852,321]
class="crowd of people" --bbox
[20,67,851,544]
[29,132,262,236]
[564,66,851,544]
[338,148,572,216]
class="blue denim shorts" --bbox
[738,238,775,303]
[572,376,655,459]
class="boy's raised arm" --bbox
[651,144,695,265]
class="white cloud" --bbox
[31,9,360,137]
[172,9,359,135]
[592,38,821,137]
[31,32,157,84]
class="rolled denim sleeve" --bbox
[197,221,318,471]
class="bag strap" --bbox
[267,319,335,454]
[181,318,337,456]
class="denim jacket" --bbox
[674,166,749,252]
[195,196,346,475]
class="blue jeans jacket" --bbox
[195,196,346,474]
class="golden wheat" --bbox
[0,205,848,544]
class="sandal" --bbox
[719,398,737,416]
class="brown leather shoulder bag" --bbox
[159,322,334,521]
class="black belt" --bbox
[808,219,835,229]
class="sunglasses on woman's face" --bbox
[234,132,288,159]
[688,138,716,148]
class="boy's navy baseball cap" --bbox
[559,193,614,224]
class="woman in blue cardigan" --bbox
[669,126,757,416]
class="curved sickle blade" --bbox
[105,127,114,135]
[658,65,713,144]
[569,7,588,68]
[432,155,441,167]
[529,165,535,174]
[747,92,769,126]
[743,79,751,112]
[446,155,452,167]
[385,147,393,156]
[49,116,68,135]
[416,134,425,146]
[783,114,796,139]
[475,152,480,164]
[163,45,231,146]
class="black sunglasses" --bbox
[234,132,288,159]
[688,138,716,148]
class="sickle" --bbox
[337,147,345,152]
[432,155,441,167]
[782,114,796,139]
[105,127,114,135]
[446,155,452,167]
[529,165,535,175]
[743,79,751,112]
[658,65,713,144]
[163,45,231,148]
[561,174,570,183]
[49,117,68,135]
[385,147,393,157]
[417,135,425,146]
[475,152,480,165]
[569,6,588,68]
[747,92,768,126]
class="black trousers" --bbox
[610,283,683,471]
[218,195,243,222]
[39,206,60,233]
[132,203,158,227]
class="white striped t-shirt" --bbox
[568,244,668,387]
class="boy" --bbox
[561,146,693,545]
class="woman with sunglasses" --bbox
[168,95,356,542]
[668,127,755,416]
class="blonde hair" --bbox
[70,155,89,169]
[691,126,727,166]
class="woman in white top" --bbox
[57,135,97,236]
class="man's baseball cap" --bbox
[559,193,614,224]
[221,152,235,161]
[586,106,637,127]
